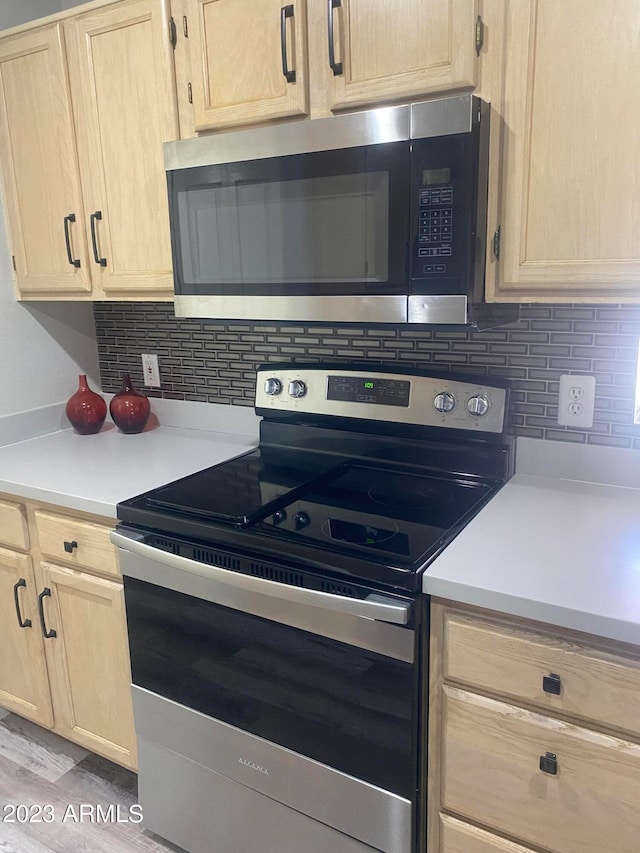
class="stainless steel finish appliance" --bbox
[113,363,514,853]
[165,96,517,328]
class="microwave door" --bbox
[168,143,410,322]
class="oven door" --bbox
[113,530,419,853]
[167,141,410,323]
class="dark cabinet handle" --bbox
[90,211,107,267]
[63,540,78,554]
[63,214,81,267]
[13,578,32,629]
[539,751,558,775]
[327,0,343,76]
[543,673,562,695]
[280,5,296,83]
[37,588,57,639]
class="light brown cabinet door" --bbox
[0,25,91,297]
[327,0,478,111]
[65,0,178,298]
[0,547,53,727]
[41,562,137,770]
[496,0,640,300]
[186,0,309,130]
[440,814,537,853]
[442,686,640,853]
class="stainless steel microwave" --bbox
[164,95,513,327]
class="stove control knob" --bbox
[293,511,310,531]
[264,377,282,396]
[272,509,287,525]
[288,380,307,399]
[467,394,490,417]
[433,392,455,413]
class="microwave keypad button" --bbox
[434,264,446,272]
[423,264,435,273]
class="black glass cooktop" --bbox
[134,447,493,572]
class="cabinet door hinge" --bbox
[11,254,16,272]
[188,82,193,104]
[183,15,189,38]
[475,15,484,55]
[168,16,177,49]
[493,227,501,260]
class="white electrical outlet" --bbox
[141,353,160,387]
[557,374,596,428]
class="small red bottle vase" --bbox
[65,375,107,435]
[109,373,151,434]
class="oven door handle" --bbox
[111,531,411,626]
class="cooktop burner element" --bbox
[117,364,512,593]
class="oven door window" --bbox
[168,142,409,296]
[125,577,416,798]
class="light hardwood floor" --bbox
[0,711,182,852]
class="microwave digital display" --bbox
[422,167,451,186]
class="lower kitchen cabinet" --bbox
[0,546,54,728]
[40,562,137,769]
[428,600,640,853]
[439,814,536,853]
[0,493,136,770]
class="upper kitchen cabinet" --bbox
[64,0,179,297]
[184,0,309,131]
[0,25,92,296]
[489,0,640,302]
[179,0,480,133]
[324,0,479,111]
[0,0,179,301]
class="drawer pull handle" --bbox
[37,588,57,639]
[63,540,78,554]
[13,578,32,629]
[543,673,562,695]
[539,751,558,775]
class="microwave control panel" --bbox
[409,115,488,296]
[417,184,454,273]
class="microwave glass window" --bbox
[422,167,451,186]
[177,172,389,285]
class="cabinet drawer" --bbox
[440,814,536,853]
[443,611,640,738]
[0,499,29,551]
[442,686,640,853]
[34,511,118,579]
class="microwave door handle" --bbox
[111,530,410,626]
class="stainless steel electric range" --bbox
[111,363,513,853]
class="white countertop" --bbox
[0,399,259,518]
[423,438,640,646]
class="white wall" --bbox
[0,0,100,417]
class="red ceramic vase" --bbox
[109,373,151,434]
[65,374,107,435]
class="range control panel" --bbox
[255,368,508,434]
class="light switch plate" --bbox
[557,374,596,428]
